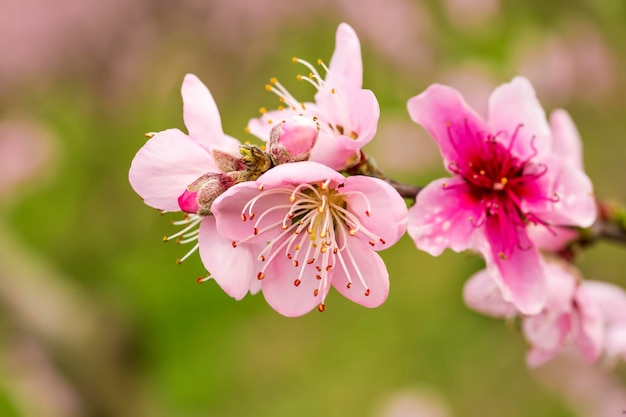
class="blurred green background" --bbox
[1,0,625,416]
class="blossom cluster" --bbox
[129,23,625,365]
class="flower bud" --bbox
[268,115,319,164]
[178,172,236,215]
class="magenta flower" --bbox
[407,77,596,314]
[247,23,380,171]
[211,161,407,317]
[129,73,261,300]
[464,260,604,367]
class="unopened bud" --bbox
[268,115,318,164]
[239,144,273,180]
[212,148,246,173]
[178,172,236,215]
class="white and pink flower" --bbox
[211,161,407,316]
[584,281,626,362]
[247,23,380,171]
[464,260,604,368]
[407,77,596,314]
[129,73,262,300]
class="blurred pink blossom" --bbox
[0,117,56,198]
[442,0,501,29]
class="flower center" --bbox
[261,57,359,141]
[234,179,384,311]
[445,122,557,257]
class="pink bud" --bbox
[178,189,199,214]
[268,115,318,164]
[178,172,236,215]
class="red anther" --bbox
[249,212,255,220]
[241,213,247,221]
[232,241,238,248]
[313,289,319,297]
[258,255,266,262]
[196,277,206,283]
[325,265,332,271]
[364,289,371,296]
[293,260,299,267]
[369,241,375,246]
[294,279,301,287]
[315,274,322,280]
[307,259,314,264]
[318,304,325,312]
[254,227,259,235]
[257,272,265,280]
[316,266,322,272]
[287,253,292,260]
[380,238,386,245]
[346,282,352,289]
[365,210,371,217]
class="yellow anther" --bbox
[331,88,336,94]
[501,177,508,186]
[270,77,278,84]
[259,107,267,114]
[244,127,251,134]
[265,84,272,91]
[296,74,303,81]
[292,56,298,63]
[317,58,323,65]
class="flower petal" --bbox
[583,281,626,323]
[463,269,517,318]
[487,77,551,160]
[198,217,259,300]
[128,129,217,211]
[408,177,482,256]
[340,175,407,249]
[573,287,604,363]
[212,182,284,243]
[182,73,239,152]
[549,109,583,170]
[524,312,571,368]
[332,239,389,308]
[407,84,488,165]
[260,255,329,317]
[482,226,546,315]
[325,23,363,91]
[255,161,345,189]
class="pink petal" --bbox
[247,108,300,143]
[527,224,578,252]
[260,257,329,317]
[310,88,379,170]
[542,260,577,312]
[212,182,283,243]
[463,269,517,318]
[407,84,488,165]
[332,239,389,308]
[549,109,583,170]
[128,129,217,211]
[547,163,597,227]
[340,175,407,249]
[583,281,626,323]
[325,23,363,91]
[182,74,240,152]
[482,226,546,315]
[487,77,551,160]
[198,217,259,300]
[255,160,345,189]
[605,326,626,360]
[523,312,571,367]
[408,177,482,256]
[573,287,604,363]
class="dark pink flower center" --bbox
[446,122,556,258]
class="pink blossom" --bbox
[129,73,261,300]
[211,161,407,316]
[247,23,380,171]
[407,77,596,314]
[464,260,604,367]
[583,281,626,362]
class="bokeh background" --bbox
[1,0,625,416]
